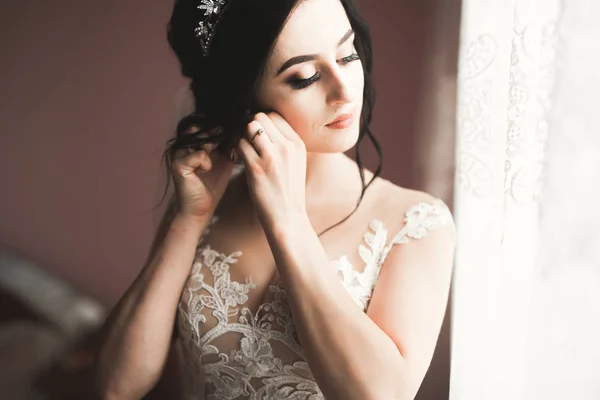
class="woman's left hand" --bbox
[235,112,308,230]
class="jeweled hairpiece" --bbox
[195,0,229,57]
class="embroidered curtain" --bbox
[451,0,600,399]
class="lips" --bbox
[326,106,359,129]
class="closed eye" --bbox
[340,53,360,64]
[287,52,360,90]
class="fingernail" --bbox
[229,149,237,163]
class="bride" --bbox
[94,0,456,399]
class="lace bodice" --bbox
[175,197,453,399]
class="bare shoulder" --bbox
[374,180,446,220]
[368,180,455,246]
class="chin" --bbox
[306,123,361,154]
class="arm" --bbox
[264,198,456,400]
[93,195,213,400]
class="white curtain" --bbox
[450,0,600,399]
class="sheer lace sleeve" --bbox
[363,197,456,398]
[380,197,456,267]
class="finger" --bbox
[253,113,285,144]
[173,149,213,176]
[245,120,273,156]
[262,112,300,142]
[236,137,260,167]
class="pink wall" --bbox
[0,0,184,304]
[0,0,459,398]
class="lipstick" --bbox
[326,107,358,129]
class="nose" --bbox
[326,66,355,106]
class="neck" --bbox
[237,152,374,213]
[304,152,368,210]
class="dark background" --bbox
[0,0,461,398]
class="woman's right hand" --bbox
[171,125,237,218]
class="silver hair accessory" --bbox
[195,0,229,57]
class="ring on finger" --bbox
[250,127,265,144]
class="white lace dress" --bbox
[175,198,453,399]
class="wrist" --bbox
[172,211,212,236]
[266,211,312,242]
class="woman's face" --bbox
[255,0,365,153]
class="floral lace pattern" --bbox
[176,198,453,399]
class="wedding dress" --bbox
[175,190,453,399]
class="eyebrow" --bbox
[275,28,355,77]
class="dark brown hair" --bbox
[160,0,382,236]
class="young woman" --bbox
[94,0,457,399]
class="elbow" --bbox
[94,390,124,400]
[363,386,407,400]
[363,386,399,400]
[92,381,122,400]
[93,361,154,400]
[92,371,127,400]
[373,377,420,400]
[93,341,166,400]
[93,372,158,400]
[363,368,415,400]
[93,381,145,400]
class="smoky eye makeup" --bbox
[287,72,320,89]
[285,50,360,90]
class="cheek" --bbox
[277,97,320,137]
[352,62,365,94]
[257,85,313,137]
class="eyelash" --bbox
[288,53,360,90]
